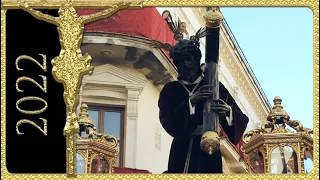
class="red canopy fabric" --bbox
[113,167,152,174]
[77,7,177,59]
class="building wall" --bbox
[80,64,173,174]
[135,80,173,174]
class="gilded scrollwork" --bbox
[76,102,119,174]
[243,96,314,144]
[243,128,262,144]
[243,96,314,174]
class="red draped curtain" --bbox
[77,7,177,59]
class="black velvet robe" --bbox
[158,79,249,173]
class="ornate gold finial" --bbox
[267,96,290,122]
[243,96,313,144]
[200,131,220,155]
[204,8,224,28]
[76,105,120,174]
[78,103,94,127]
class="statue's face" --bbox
[176,49,202,82]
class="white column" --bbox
[124,87,142,168]
[77,83,86,115]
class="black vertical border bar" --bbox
[5,9,66,173]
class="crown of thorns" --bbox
[151,19,207,59]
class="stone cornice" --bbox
[83,63,147,91]
[83,33,178,80]
[221,22,271,109]
[219,25,270,122]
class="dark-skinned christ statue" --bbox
[157,8,249,174]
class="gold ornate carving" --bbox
[77,103,119,174]
[15,0,136,177]
[78,103,118,148]
[243,97,314,174]
[243,96,314,144]
[200,131,220,155]
[204,8,223,28]
[243,129,262,144]
[267,96,290,122]
[78,103,94,127]
[17,0,132,135]
[1,1,319,180]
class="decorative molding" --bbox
[155,124,162,151]
[81,64,147,169]
[218,62,249,116]
[221,138,248,173]
[83,63,147,89]
[219,29,269,122]
[83,34,178,80]
[126,88,141,120]
[230,86,239,97]
[83,64,147,121]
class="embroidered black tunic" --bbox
[158,80,249,173]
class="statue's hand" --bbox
[210,99,231,115]
[190,85,212,106]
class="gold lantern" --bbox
[76,103,119,174]
[243,96,313,174]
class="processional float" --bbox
[76,103,119,174]
[243,96,313,174]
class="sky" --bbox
[220,7,314,172]
[220,7,314,129]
